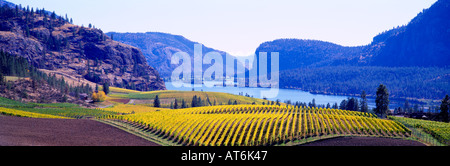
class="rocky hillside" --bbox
[0,78,90,106]
[0,2,165,91]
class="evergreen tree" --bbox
[311,98,316,107]
[197,96,202,107]
[439,95,449,122]
[360,90,369,112]
[154,95,160,108]
[181,99,186,108]
[404,100,411,114]
[174,99,178,109]
[192,95,197,107]
[339,99,347,110]
[51,11,56,19]
[0,72,4,84]
[347,97,359,111]
[375,84,390,118]
[102,82,110,95]
[332,102,338,109]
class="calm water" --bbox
[164,81,405,109]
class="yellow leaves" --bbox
[109,104,408,146]
[92,91,106,102]
[0,107,70,119]
[101,104,169,114]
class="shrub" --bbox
[92,91,106,102]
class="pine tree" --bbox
[310,99,315,107]
[192,95,197,107]
[339,99,347,110]
[440,95,449,122]
[332,102,338,109]
[181,99,186,108]
[103,82,110,95]
[51,11,56,19]
[174,99,178,109]
[0,72,4,85]
[347,97,358,111]
[154,95,160,108]
[375,84,390,118]
[404,100,411,114]
[360,90,369,112]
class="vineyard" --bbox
[0,107,71,119]
[0,97,117,119]
[102,105,412,146]
[389,116,450,145]
[109,90,269,106]
[101,103,170,114]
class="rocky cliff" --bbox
[0,3,165,91]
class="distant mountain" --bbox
[0,0,14,8]
[255,39,364,71]
[368,0,450,67]
[252,0,450,100]
[256,0,450,69]
[0,1,165,91]
[106,32,244,79]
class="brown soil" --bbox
[0,116,160,146]
[300,136,426,146]
[108,98,131,104]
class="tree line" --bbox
[0,50,92,102]
[280,66,449,100]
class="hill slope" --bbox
[255,39,364,71]
[0,2,165,91]
[252,0,450,100]
[256,0,450,69]
[368,0,450,67]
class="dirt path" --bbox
[0,116,160,146]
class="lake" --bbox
[165,81,409,109]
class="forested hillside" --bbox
[368,0,450,67]
[280,66,450,100]
[252,0,450,100]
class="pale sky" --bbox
[9,0,437,56]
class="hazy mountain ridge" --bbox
[255,39,364,70]
[107,32,244,79]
